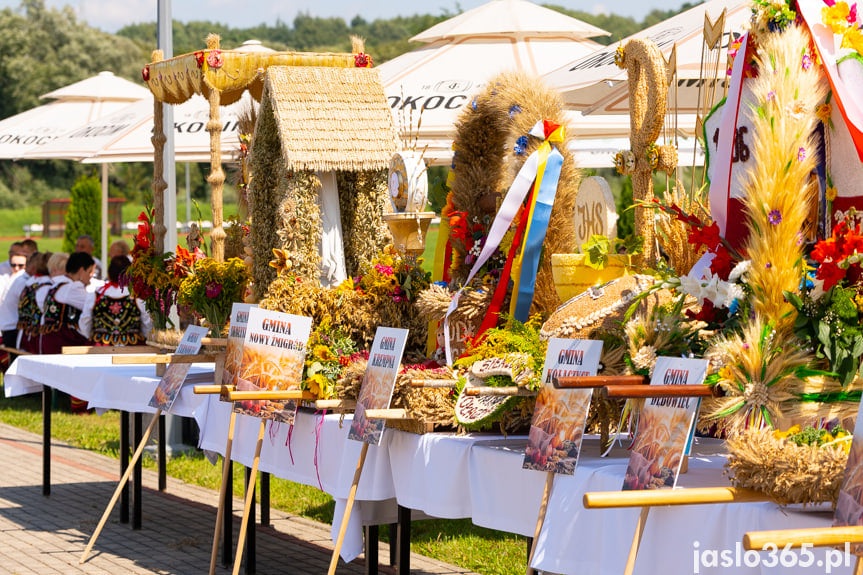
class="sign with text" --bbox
[622,356,707,490]
[221,303,256,389]
[574,177,617,251]
[523,338,603,475]
[348,327,409,445]
[232,308,312,425]
[148,325,210,412]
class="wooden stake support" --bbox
[624,507,650,575]
[603,384,715,399]
[226,390,318,402]
[112,353,222,365]
[314,399,356,410]
[463,387,537,397]
[409,379,458,388]
[584,487,770,508]
[743,525,863,550]
[80,409,162,563]
[209,411,237,575]
[231,420,266,575]
[364,408,408,420]
[328,442,370,575]
[526,471,554,575]
[62,345,155,355]
[0,345,31,356]
[555,375,646,388]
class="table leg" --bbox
[244,466,256,575]
[42,386,51,497]
[388,523,397,566]
[260,472,269,527]
[365,525,379,575]
[222,459,233,567]
[158,412,166,491]
[396,505,411,575]
[526,537,533,564]
[120,411,129,524]
[133,412,143,530]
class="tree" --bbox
[63,175,101,255]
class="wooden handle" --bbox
[410,379,458,388]
[744,526,863,550]
[0,345,32,355]
[194,385,234,395]
[463,387,536,397]
[555,375,646,388]
[584,487,770,509]
[313,399,356,410]
[227,390,317,401]
[112,353,221,365]
[603,384,715,398]
[328,442,370,575]
[62,345,155,355]
[364,408,408,420]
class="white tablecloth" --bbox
[6,357,850,573]
[4,353,214,418]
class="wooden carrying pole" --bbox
[555,375,646,388]
[603,384,715,399]
[464,387,537,397]
[526,471,555,575]
[112,354,222,365]
[227,390,317,402]
[328,442,370,575]
[743,525,863,550]
[209,411,237,575]
[80,409,162,563]
[231,420,266,575]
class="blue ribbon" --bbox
[513,147,563,321]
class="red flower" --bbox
[688,221,722,251]
[354,53,373,68]
[142,65,150,82]
[194,51,205,68]
[816,260,846,291]
[709,245,735,280]
[205,282,222,298]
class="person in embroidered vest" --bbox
[80,256,153,346]
[40,252,94,355]
[17,252,53,353]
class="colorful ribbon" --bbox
[511,122,565,321]
[443,120,565,365]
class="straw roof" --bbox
[255,66,399,172]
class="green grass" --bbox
[0,386,527,575]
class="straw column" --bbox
[205,36,226,262]
[151,50,168,254]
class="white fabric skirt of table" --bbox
[198,392,844,574]
[3,354,213,418]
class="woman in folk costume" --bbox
[79,255,153,346]
[40,252,94,355]
[37,253,69,318]
[17,252,53,353]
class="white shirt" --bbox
[0,272,31,331]
[0,269,22,303]
[0,260,12,276]
[79,284,153,340]
[38,276,71,312]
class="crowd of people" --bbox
[0,236,152,412]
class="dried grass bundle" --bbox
[656,182,709,275]
[726,428,847,505]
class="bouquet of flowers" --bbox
[338,244,430,304]
[177,256,251,337]
[126,207,198,329]
[302,316,358,400]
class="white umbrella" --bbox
[21,93,249,164]
[377,0,609,162]
[0,71,150,158]
[543,0,751,119]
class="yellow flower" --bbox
[787,424,801,435]
[313,345,333,361]
[843,27,863,55]
[826,186,838,202]
[773,430,788,440]
[816,102,832,124]
[718,365,735,382]
[823,2,851,34]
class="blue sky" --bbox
[0,0,680,33]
